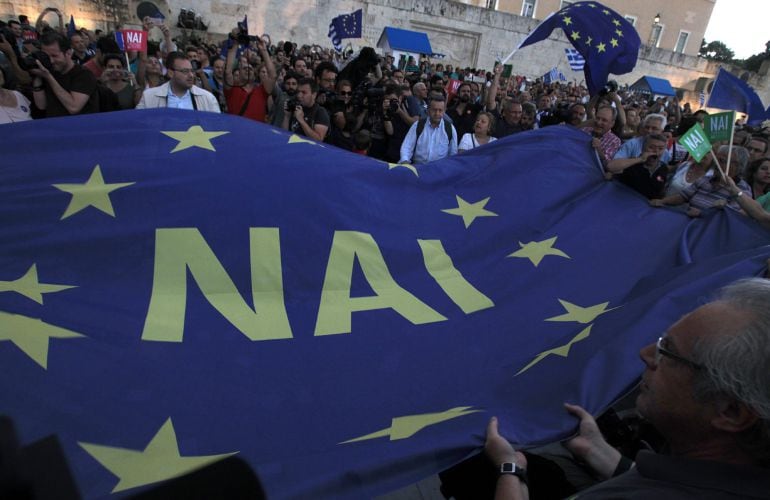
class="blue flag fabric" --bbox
[67,15,76,38]
[708,67,768,125]
[519,1,641,95]
[113,31,125,52]
[1,110,769,499]
[328,9,362,52]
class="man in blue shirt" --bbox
[613,113,671,164]
[399,96,458,165]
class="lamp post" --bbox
[648,13,661,48]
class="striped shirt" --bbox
[582,127,621,162]
[680,177,751,211]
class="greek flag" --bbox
[543,67,566,84]
[328,9,363,53]
[699,91,706,108]
[565,48,585,71]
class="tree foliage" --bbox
[699,39,735,62]
[741,40,770,72]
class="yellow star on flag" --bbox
[596,42,607,53]
[516,325,592,375]
[53,165,134,220]
[571,31,581,41]
[545,299,617,324]
[602,9,610,15]
[0,264,76,304]
[587,2,596,7]
[79,418,238,493]
[0,311,85,369]
[610,38,619,48]
[340,406,481,443]
[384,161,419,177]
[507,236,570,267]
[161,126,229,153]
[615,29,624,37]
[562,16,572,26]
[612,19,621,26]
[288,134,323,146]
[586,36,593,46]
[442,196,498,228]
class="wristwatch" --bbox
[728,191,743,200]
[499,462,528,484]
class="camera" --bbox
[285,97,299,112]
[387,98,399,114]
[599,80,618,96]
[190,60,200,71]
[22,51,53,73]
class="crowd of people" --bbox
[1,12,770,500]
[3,11,770,230]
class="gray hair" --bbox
[717,144,750,174]
[643,112,667,130]
[691,278,770,465]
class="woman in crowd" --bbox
[101,54,137,110]
[664,148,714,197]
[745,158,770,199]
[0,65,31,124]
[459,112,497,152]
[136,53,165,89]
[651,145,751,215]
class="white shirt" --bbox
[399,119,459,164]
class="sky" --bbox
[703,0,770,59]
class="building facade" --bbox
[459,0,716,57]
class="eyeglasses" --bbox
[171,68,194,75]
[655,337,704,370]
[339,91,352,96]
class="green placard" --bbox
[678,123,712,162]
[703,111,734,142]
[502,64,513,78]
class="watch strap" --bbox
[499,462,528,484]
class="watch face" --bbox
[501,462,515,473]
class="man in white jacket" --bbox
[136,52,219,112]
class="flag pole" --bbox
[502,10,559,65]
[724,110,736,180]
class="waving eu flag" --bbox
[1,110,769,499]
[328,9,362,52]
[708,67,768,125]
[518,1,640,95]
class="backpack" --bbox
[413,117,453,159]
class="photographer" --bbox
[83,36,122,79]
[100,53,137,110]
[224,32,275,123]
[281,77,329,142]
[314,61,337,109]
[29,31,98,117]
[383,84,420,162]
[270,71,298,127]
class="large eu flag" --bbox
[708,67,768,125]
[1,109,769,498]
[519,1,641,95]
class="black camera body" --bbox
[23,51,53,73]
[285,97,299,112]
[599,80,618,96]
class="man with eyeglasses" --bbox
[484,278,770,498]
[136,52,220,112]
